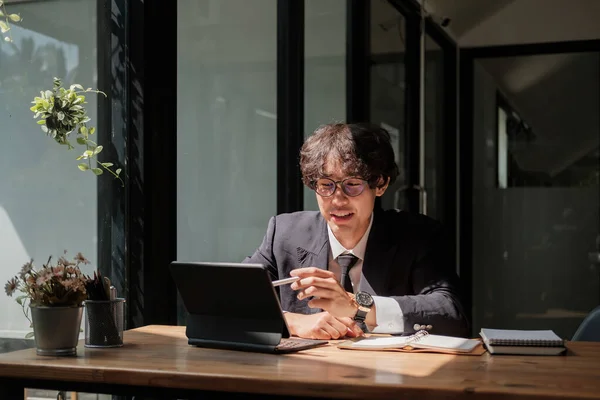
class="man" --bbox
[244,123,469,340]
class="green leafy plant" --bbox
[4,251,91,337]
[30,77,124,186]
[0,0,21,43]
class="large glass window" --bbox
[0,0,98,341]
[176,1,277,286]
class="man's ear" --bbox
[375,177,390,197]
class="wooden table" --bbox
[1,325,599,399]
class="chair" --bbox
[572,305,600,342]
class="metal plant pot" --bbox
[30,305,83,356]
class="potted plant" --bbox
[4,252,90,356]
[29,77,124,185]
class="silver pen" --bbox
[272,276,300,287]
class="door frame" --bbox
[459,39,600,335]
[423,17,459,275]
[385,0,459,265]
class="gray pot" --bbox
[30,305,83,356]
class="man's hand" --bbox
[284,311,364,340]
[290,267,357,319]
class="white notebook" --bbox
[480,328,565,347]
[338,330,481,354]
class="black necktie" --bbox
[337,254,359,293]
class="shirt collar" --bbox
[327,213,374,260]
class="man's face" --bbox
[316,158,388,240]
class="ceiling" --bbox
[421,0,600,47]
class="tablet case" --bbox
[170,261,314,353]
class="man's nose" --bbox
[331,184,349,203]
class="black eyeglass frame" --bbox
[311,177,370,197]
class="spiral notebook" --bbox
[480,328,564,346]
[338,330,484,355]
[479,328,566,355]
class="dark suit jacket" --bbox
[243,208,470,337]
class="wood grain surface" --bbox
[1,325,599,399]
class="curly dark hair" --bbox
[300,123,399,189]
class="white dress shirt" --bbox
[327,214,405,333]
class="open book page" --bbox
[414,335,481,352]
[340,335,414,349]
[338,333,482,354]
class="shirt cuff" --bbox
[369,296,405,334]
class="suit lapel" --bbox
[359,208,396,295]
[293,214,329,314]
[296,214,329,271]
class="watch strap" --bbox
[354,306,369,322]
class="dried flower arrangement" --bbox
[4,251,91,337]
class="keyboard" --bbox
[274,338,329,353]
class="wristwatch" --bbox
[353,291,374,322]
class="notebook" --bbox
[338,330,484,355]
[479,328,566,355]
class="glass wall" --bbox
[0,0,98,341]
[303,0,346,211]
[471,52,600,339]
[176,1,277,286]
[370,0,407,210]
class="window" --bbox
[303,0,346,211]
[0,0,100,342]
[176,0,278,324]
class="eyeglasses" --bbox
[313,177,369,197]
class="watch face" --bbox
[355,291,374,307]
